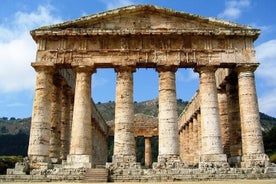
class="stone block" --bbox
[63,155,92,168]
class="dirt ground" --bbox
[1,179,276,184]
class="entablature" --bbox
[35,48,257,69]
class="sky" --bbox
[0,0,275,118]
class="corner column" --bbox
[28,63,55,169]
[113,66,137,163]
[67,66,96,168]
[196,66,228,168]
[237,65,269,167]
[156,66,180,163]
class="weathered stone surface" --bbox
[113,66,136,163]
[226,74,242,166]
[70,67,94,156]
[157,67,179,161]
[60,87,72,160]
[237,65,269,167]
[28,64,55,168]
[197,66,225,156]
[49,74,62,163]
[144,137,152,167]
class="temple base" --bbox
[241,153,269,168]
[152,155,188,169]
[112,155,136,163]
[28,155,51,170]
[63,155,92,168]
[199,154,229,168]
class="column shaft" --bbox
[144,137,152,167]
[157,67,179,162]
[188,121,193,164]
[197,113,202,157]
[113,66,136,162]
[199,67,223,154]
[49,74,62,163]
[67,66,95,168]
[193,116,199,164]
[237,66,269,167]
[217,88,231,158]
[226,75,242,166]
[183,126,188,162]
[60,87,72,160]
[28,64,54,169]
[179,129,184,161]
[197,66,228,167]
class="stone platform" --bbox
[1,166,276,182]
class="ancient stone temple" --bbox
[5,5,276,182]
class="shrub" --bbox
[0,156,23,174]
[270,153,276,164]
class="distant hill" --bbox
[0,99,275,156]
[0,117,31,136]
[96,98,187,121]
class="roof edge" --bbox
[32,4,259,32]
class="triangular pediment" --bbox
[32,5,259,39]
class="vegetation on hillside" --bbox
[97,98,187,121]
[263,126,276,163]
[0,156,23,174]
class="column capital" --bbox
[235,63,259,73]
[74,65,96,74]
[194,65,217,73]
[156,65,178,73]
[31,62,55,73]
[114,65,136,73]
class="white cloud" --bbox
[258,89,276,117]
[100,0,135,10]
[218,0,250,20]
[256,40,276,86]
[255,39,276,117]
[0,5,62,93]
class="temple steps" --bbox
[82,168,108,183]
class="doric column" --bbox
[60,86,72,160]
[188,121,193,165]
[28,63,55,169]
[197,112,202,157]
[196,66,228,167]
[69,90,74,147]
[192,115,199,164]
[183,126,188,162]
[144,136,152,167]
[237,65,269,167]
[156,66,179,162]
[67,66,95,168]
[226,74,242,166]
[113,66,136,163]
[179,128,184,161]
[217,87,231,158]
[49,74,62,163]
